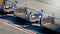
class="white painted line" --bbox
[0,19,36,34]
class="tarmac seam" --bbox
[0,19,35,34]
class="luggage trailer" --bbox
[14,7,40,25]
[42,17,60,34]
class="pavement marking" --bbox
[0,19,35,34]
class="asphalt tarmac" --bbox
[0,22,28,34]
[0,15,58,34]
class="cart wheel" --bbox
[26,21,32,25]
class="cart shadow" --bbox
[0,15,56,34]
